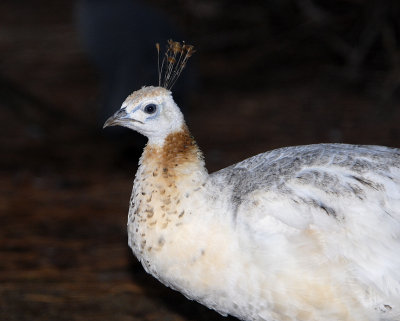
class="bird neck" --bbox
[141,124,204,174]
[134,124,207,225]
[129,125,208,257]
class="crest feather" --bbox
[156,40,195,90]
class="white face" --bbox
[104,87,184,145]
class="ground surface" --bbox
[1,1,399,321]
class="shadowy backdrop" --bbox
[1,1,399,320]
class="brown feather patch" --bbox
[142,125,202,176]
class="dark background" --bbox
[1,1,399,320]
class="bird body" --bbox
[105,85,400,321]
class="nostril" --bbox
[115,108,128,118]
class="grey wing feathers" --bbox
[209,144,400,213]
[211,143,400,192]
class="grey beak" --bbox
[103,108,129,129]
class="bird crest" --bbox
[156,39,196,90]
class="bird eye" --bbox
[144,104,157,114]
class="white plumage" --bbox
[104,86,400,321]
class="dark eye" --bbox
[144,104,157,114]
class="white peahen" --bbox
[104,40,400,321]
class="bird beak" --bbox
[103,108,129,128]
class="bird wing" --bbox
[209,143,400,299]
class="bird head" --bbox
[103,86,185,145]
[103,40,195,146]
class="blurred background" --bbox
[1,0,399,320]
